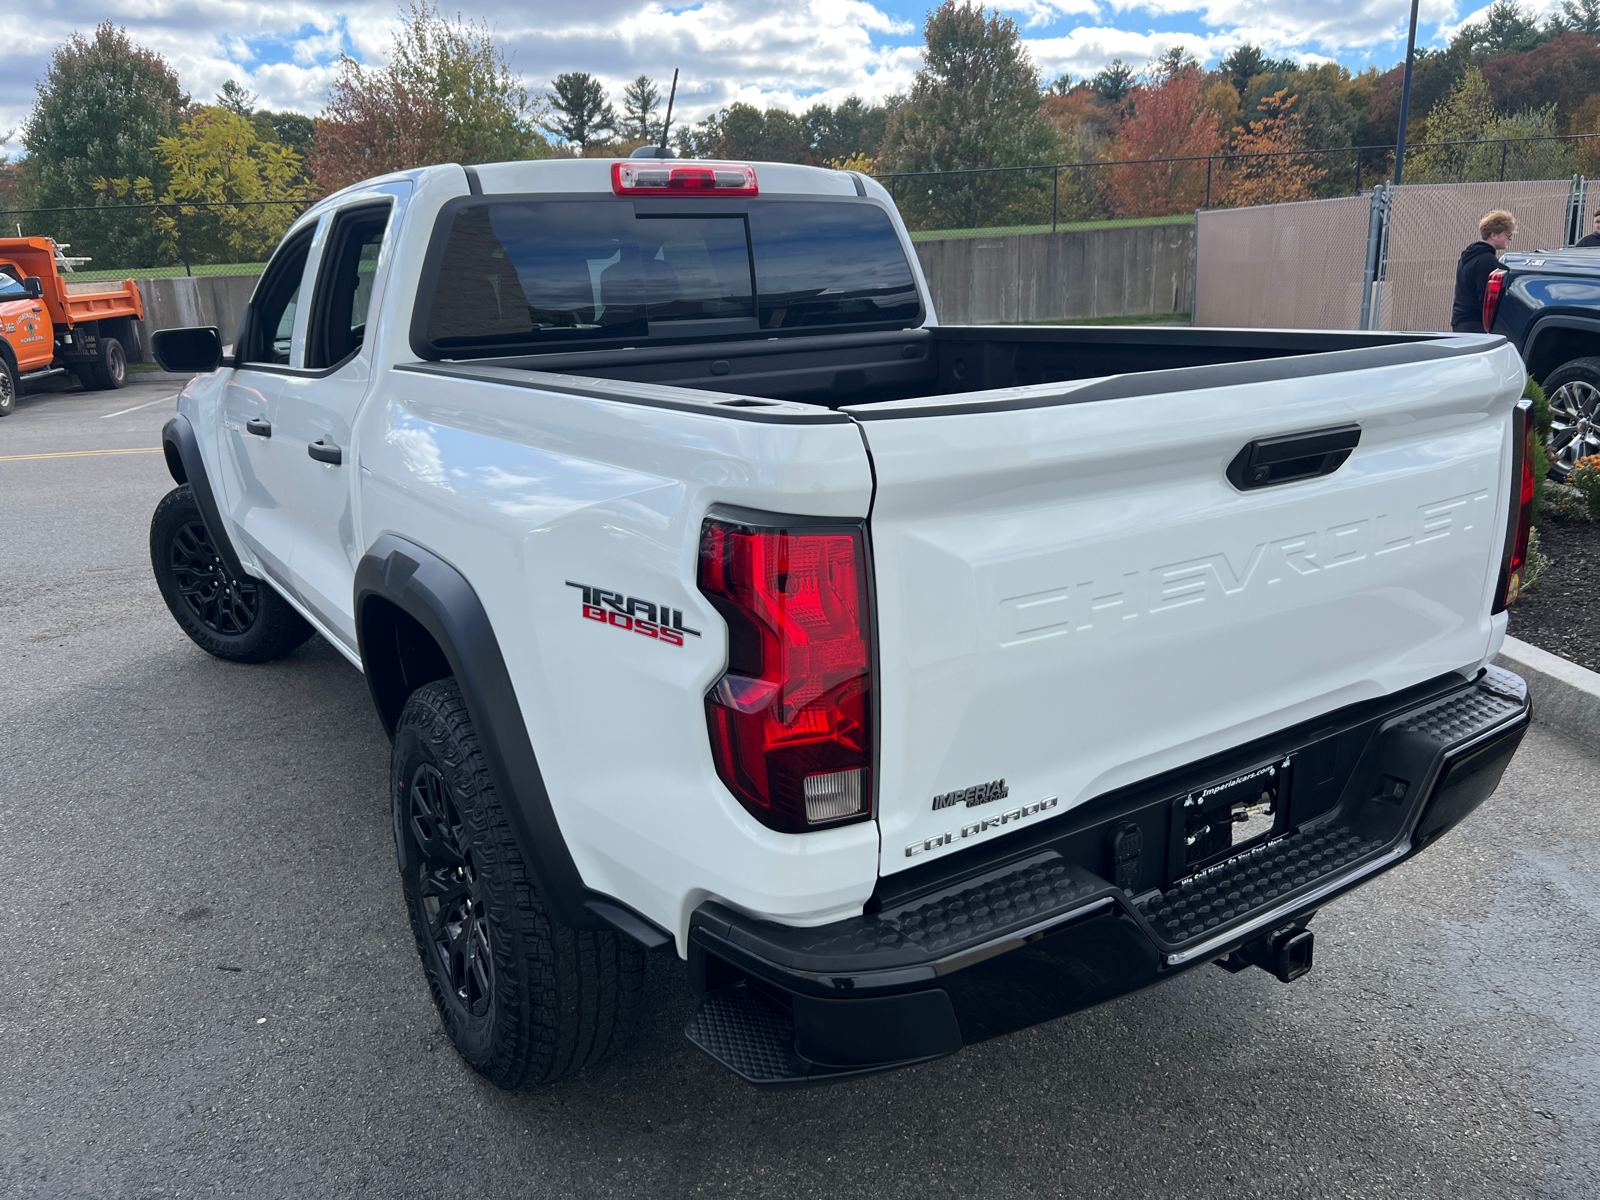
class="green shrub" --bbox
[1526,377,1549,524]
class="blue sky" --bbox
[0,2,1561,160]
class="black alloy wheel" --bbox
[149,484,313,662]
[392,678,643,1088]
[169,519,260,635]
[405,762,495,1023]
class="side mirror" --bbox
[151,326,224,374]
[21,276,43,300]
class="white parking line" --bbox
[101,394,178,419]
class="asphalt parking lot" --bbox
[3,375,1599,1199]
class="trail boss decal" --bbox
[566,581,701,647]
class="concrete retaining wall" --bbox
[76,222,1194,358]
[68,273,259,361]
[914,221,1195,324]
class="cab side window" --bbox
[242,229,314,366]
[307,203,392,370]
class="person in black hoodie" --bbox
[1576,208,1600,248]
[1451,210,1515,332]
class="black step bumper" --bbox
[684,666,1531,1087]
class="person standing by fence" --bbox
[1577,208,1600,248]
[1451,211,1516,333]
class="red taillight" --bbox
[698,517,872,833]
[1494,398,1536,612]
[612,161,758,196]
[1482,268,1506,332]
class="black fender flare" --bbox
[1523,313,1600,378]
[354,534,673,949]
[161,413,248,583]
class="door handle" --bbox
[245,417,272,437]
[1226,424,1361,491]
[307,437,343,466]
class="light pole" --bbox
[1392,0,1422,185]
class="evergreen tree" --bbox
[1552,0,1600,36]
[545,72,617,153]
[1090,59,1134,102]
[621,75,661,143]
[217,79,258,115]
[1221,45,1269,94]
[1448,1,1550,65]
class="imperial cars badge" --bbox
[931,778,1009,810]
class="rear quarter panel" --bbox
[357,370,880,944]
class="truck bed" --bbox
[440,324,1476,411]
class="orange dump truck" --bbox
[0,236,146,416]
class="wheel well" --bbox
[162,437,187,484]
[1527,324,1600,382]
[359,595,454,732]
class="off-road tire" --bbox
[149,485,313,662]
[392,678,643,1088]
[1544,356,1600,481]
[0,354,16,416]
[90,336,127,390]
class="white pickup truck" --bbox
[148,154,1534,1089]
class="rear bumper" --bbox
[684,667,1531,1087]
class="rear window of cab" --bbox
[413,197,922,359]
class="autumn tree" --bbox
[1225,91,1325,206]
[545,73,616,153]
[880,2,1059,230]
[1104,63,1224,216]
[101,107,311,263]
[1482,33,1600,125]
[310,2,545,193]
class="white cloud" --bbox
[0,0,1554,161]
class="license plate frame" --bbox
[1167,757,1291,883]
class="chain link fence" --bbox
[878,134,1600,240]
[1196,175,1589,332]
[0,199,300,279]
[1379,179,1577,332]
[1194,194,1375,330]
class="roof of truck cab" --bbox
[1501,248,1600,273]
[462,157,862,198]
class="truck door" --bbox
[278,190,405,650]
[0,271,53,372]
[221,223,319,589]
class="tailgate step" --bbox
[1134,824,1384,947]
[685,987,801,1085]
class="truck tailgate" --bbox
[847,340,1524,875]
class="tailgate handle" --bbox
[1227,424,1360,491]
